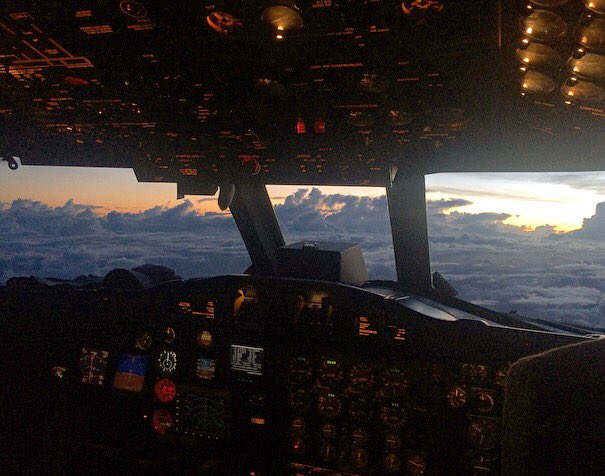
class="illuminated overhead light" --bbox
[561,79,605,103]
[516,43,560,68]
[522,38,530,44]
[521,10,566,42]
[578,18,605,51]
[520,66,527,71]
[261,1,303,32]
[206,11,243,35]
[520,70,556,95]
[276,34,283,40]
[565,100,572,104]
[568,52,605,81]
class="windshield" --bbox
[2,165,604,328]
[426,173,605,329]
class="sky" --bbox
[2,162,605,328]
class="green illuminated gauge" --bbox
[447,385,468,409]
[157,349,177,373]
[135,331,152,351]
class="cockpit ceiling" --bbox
[2,1,605,187]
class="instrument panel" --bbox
[31,275,586,475]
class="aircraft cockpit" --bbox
[1,1,604,475]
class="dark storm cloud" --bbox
[2,189,605,327]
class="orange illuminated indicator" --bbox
[250,417,266,425]
[154,378,177,403]
[152,409,174,434]
[358,316,378,337]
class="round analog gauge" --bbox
[288,357,313,383]
[196,330,213,349]
[347,363,375,395]
[349,397,372,424]
[288,388,312,413]
[385,432,402,451]
[320,442,336,462]
[379,402,408,429]
[405,452,428,476]
[350,447,369,469]
[520,10,567,42]
[467,418,500,450]
[154,378,177,403]
[321,422,337,440]
[473,390,496,413]
[119,1,147,19]
[402,0,444,15]
[157,350,177,373]
[351,427,368,446]
[359,73,389,94]
[291,437,305,455]
[291,417,306,435]
[388,109,413,127]
[163,327,176,344]
[206,11,243,35]
[152,409,174,435]
[317,392,343,419]
[381,367,409,398]
[135,331,152,351]
[447,386,467,408]
[348,110,374,128]
[384,452,402,474]
[317,358,343,389]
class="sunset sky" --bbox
[3,163,605,232]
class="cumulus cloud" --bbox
[1,189,605,328]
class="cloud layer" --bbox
[1,189,604,328]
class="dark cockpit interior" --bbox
[2,1,605,475]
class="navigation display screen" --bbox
[196,356,216,380]
[79,348,109,385]
[114,354,149,392]
[178,391,229,439]
[231,345,264,376]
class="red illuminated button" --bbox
[296,119,306,134]
[154,378,177,403]
[314,119,326,134]
[152,409,174,435]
